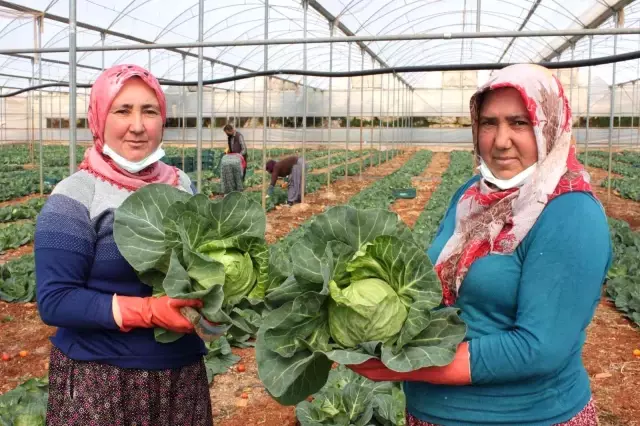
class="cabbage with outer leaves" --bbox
[256,205,467,405]
[295,364,406,426]
[0,376,48,426]
[113,184,269,343]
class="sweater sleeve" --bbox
[35,194,118,330]
[468,193,612,385]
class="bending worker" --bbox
[266,155,306,206]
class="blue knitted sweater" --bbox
[34,170,207,370]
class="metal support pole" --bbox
[211,63,215,151]
[293,84,297,155]
[400,83,407,149]
[0,87,3,144]
[148,50,152,72]
[261,0,269,208]
[30,57,34,164]
[476,0,481,31]
[328,22,334,187]
[252,75,257,160]
[49,91,53,144]
[607,15,619,202]
[320,90,324,146]
[181,54,186,170]
[637,28,640,147]
[440,82,444,145]
[233,68,237,125]
[402,85,406,150]
[59,89,62,143]
[195,0,204,192]
[569,44,574,112]
[392,76,396,157]
[226,90,229,124]
[346,42,352,176]
[37,16,43,194]
[359,49,364,177]
[370,57,375,162]
[386,73,390,161]
[632,82,636,148]
[378,65,383,163]
[410,89,414,147]
[69,0,77,174]
[101,33,105,70]
[301,0,308,203]
[404,85,408,149]
[618,85,623,147]
[584,36,593,166]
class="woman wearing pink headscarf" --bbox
[34,65,213,425]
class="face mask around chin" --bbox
[102,144,166,174]
[478,159,537,190]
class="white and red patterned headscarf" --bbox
[434,64,594,306]
[79,64,179,191]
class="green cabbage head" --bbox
[328,278,408,348]
[200,248,257,303]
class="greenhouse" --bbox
[0,1,639,425]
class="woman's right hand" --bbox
[113,294,203,333]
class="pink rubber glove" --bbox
[347,342,471,385]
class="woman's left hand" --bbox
[347,342,472,385]
[347,358,412,382]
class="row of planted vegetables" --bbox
[1,148,639,425]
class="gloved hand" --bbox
[347,342,471,385]
[114,294,203,334]
[267,185,275,197]
[224,147,230,154]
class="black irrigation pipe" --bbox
[2,49,640,98]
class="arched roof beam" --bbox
[307,0,413,90]
[540,0,634,61]
[0,0,318,89]
[497,0,542,63]
[371,10,555,63]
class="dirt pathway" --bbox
[0,244,33,264]
[0,194,45,208]
[586,166,640,231]
[391,152,450,228]
[264,152,413,244]
[584,296,640,426]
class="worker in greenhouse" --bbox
[223,123,248,174]
[348,64,612,426]
[34,64,213,426]
[266,155,306,205]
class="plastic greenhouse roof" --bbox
[0,0,638,93]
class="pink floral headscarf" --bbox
[79,64,179,191]
[434,64,593,306]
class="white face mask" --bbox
[102,143,166,174]
[478,158,537,190]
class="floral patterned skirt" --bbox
[406,399,597,426]
[46,346,213,426]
